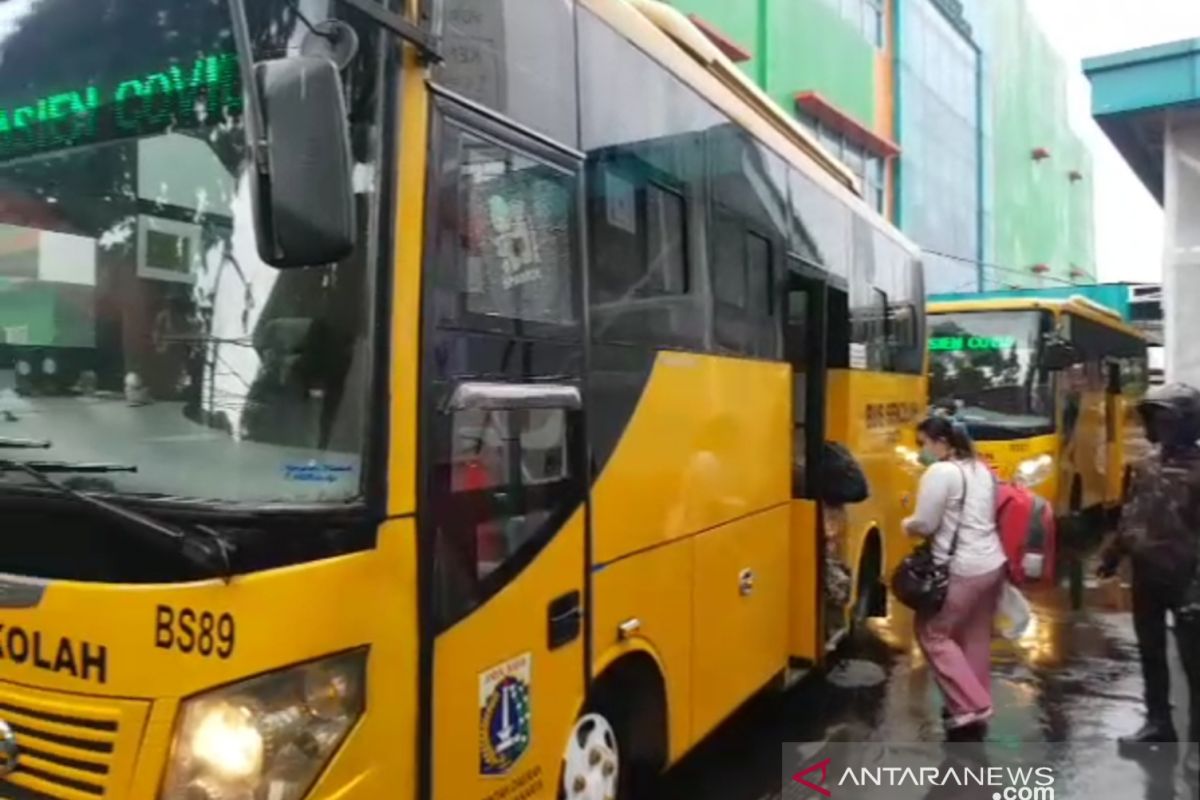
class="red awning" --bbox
[688,14,753,63]
[794,91,901,159]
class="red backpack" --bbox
[994,477,1056,585]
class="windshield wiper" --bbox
[0,460,233,579]
[0,437,51,450]
[0,460,135,474]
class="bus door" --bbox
[420,98,588,800]
[782,258,829,663]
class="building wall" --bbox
[676,0,881,126]
[763,0,879,127]
[1164,117,1200,386]
[667,0,894,218]
[896,0,980,294]
[663,0,1095,293]
[984,0,1096,290]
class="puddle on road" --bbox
[825,658,887,689]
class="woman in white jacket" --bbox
[904,415,1007,738]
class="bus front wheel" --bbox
[566,656,666,800]
[562,713,620,800]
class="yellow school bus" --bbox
[0,1,922,799]
[927,296,1149,532]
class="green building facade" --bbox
[664,0,1095,294]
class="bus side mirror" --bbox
[1042,338,1080,371]
[250,57,356,268]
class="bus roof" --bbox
[582,0,919,256]
[930,284,1140,319]
[928,296,1147,341]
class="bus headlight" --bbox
[1014,455,1054,489]
[160,650,366,800]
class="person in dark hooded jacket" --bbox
[1099,383,1200,768]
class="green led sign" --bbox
[0,52,242,161]
[929,335,1017,352]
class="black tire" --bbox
[852,534,886,624]
[580,660,666,800]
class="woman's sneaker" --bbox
[948,707,993,730]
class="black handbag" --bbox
[891,466,966,615]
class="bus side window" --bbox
[435,406,578,627]
[827,288,850,368]
[712,208,748,313]
[708,126,787,358]
[712,222,776,356]
[889,303,919,372]
[849,287,889,371]
[787,288,809,491]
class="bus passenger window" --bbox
[787,290,810,355]
[889,303,920,373]
[713,211,747,310]
[747,232,773,319]
[588,166,689,304]
[793,371,808,493]
[646,183,688,294]
[786,289,809,494]
[850,288,890,370]
[827,289,850,368]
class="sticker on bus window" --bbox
[479,652,533,775]
[849,343,869,370]
[282,463,354,483]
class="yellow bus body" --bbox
[0,2,926,800]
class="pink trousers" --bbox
[916,565,1006,724]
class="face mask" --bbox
[918,448,938,466]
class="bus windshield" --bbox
[0,0,383,505]
[928,310,1054,438]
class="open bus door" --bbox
[782,257,830,670]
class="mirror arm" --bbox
[226,0,270,176]
[333,0,442,63]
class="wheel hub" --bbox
[562,713,619,800]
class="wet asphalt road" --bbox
[659,576,1198,800]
